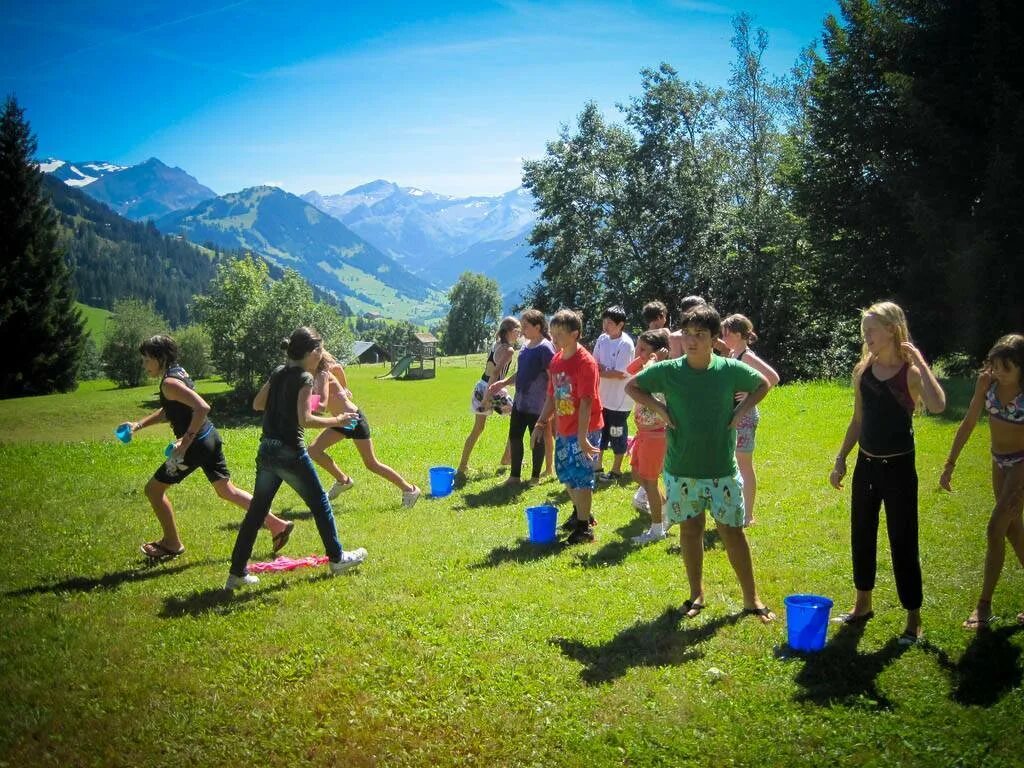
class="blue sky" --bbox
[2,0,837,197]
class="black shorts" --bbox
[153,426,231,485]
[330,410,372,440]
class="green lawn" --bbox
[0,370,1021,767]
[76,302,112,344]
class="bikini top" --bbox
[481,344,512,382]
[986,381,1024,424]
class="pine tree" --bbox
[0,95,85,396]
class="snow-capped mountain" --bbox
[41,157,216,220]
[38,158,126,187]
[301,183,539,298]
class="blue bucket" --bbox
[784,594,834,652]
[429,466,456,497]
[525,504,558,544]
[114,424,133,444]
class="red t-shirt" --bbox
[547,346,604,437]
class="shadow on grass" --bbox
[552,608,743,685]
[459,482,529,509]
[922,624,1024,708]
[788,622,910,710]
[160,579,290,618]
[3,557,222,598]
[469,538,564,569]
[574,516,649,568]
[665,528,721,555]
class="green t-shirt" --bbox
[632,355,763,478]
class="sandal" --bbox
[897,630,923,646]
[742,605,776,623]
[682,598,705,618]
[963,600,994,630]
[272,521,295,554]
[141,541,185,561]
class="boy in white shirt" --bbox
[593,305,635,481]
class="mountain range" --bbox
[41,156,540,318]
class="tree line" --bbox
[522,2,1024,379]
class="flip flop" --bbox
[272,521,295,554]
[682,599,706,618]
[962,613,995,630]
[141,541,185,561]
[742,605,776,623]
[832,610,875,625]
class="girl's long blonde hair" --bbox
[856,301,912,373]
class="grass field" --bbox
[0,367,1021,767]
[75,302,112,344]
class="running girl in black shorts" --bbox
[118,335,294,561]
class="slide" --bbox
[376,354,415,379]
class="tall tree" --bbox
[794,0,1024,360]
[444,272,502,354]
[0,95,85,396]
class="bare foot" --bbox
[963,601,994,629]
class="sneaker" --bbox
[631,526,668,545]
[329,547,368,575]
[328,478,355,500]
[565,519,596,544]
[402,485,422,508]
[598,471,623,483]
[560,507,596,530]
[632,487,650,512]
[225,573,259,590]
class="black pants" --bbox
[851,451,922,610]
[508,406,544,480]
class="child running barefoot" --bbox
[941,334,1024,629]
[307,350,422,507]
[456,317,520,479]
[226,327,367,590]
[829,302,945,644]
[532,309,604,544]
[627,329,672,544]
[627,304,776,622]
[721,314,780,526]
[119,335,293,561]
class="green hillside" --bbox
[76,302,112,343]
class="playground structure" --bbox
[376,332,438,380]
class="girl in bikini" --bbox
[721,314,780,526]
[119,335,294,561]
[829,302,946,644]
[456,317,520,479]
[307,350,422,507]
[941,333,1024,628]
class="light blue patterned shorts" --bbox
[663,470,745,528]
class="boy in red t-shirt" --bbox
[532,309,604,543]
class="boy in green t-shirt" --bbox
[626,304,776,622]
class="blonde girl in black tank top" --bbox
[829,302,945,644]
[456,317,520,480]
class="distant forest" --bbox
[44,175,349,326]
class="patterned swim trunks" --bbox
[555,431,602,490]
[663,470,745,528]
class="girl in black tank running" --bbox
[829,302,945,644]
[117,335,294,562]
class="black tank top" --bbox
[160,365,213,439]
[860,364,915,455]
[261,365,314,449]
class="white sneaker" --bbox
[632,486,650,512]
[224,573,259,590]
[631,527,667,545]
[402,485,422,508]
[328,478,355,500]
[329,547,367,575]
